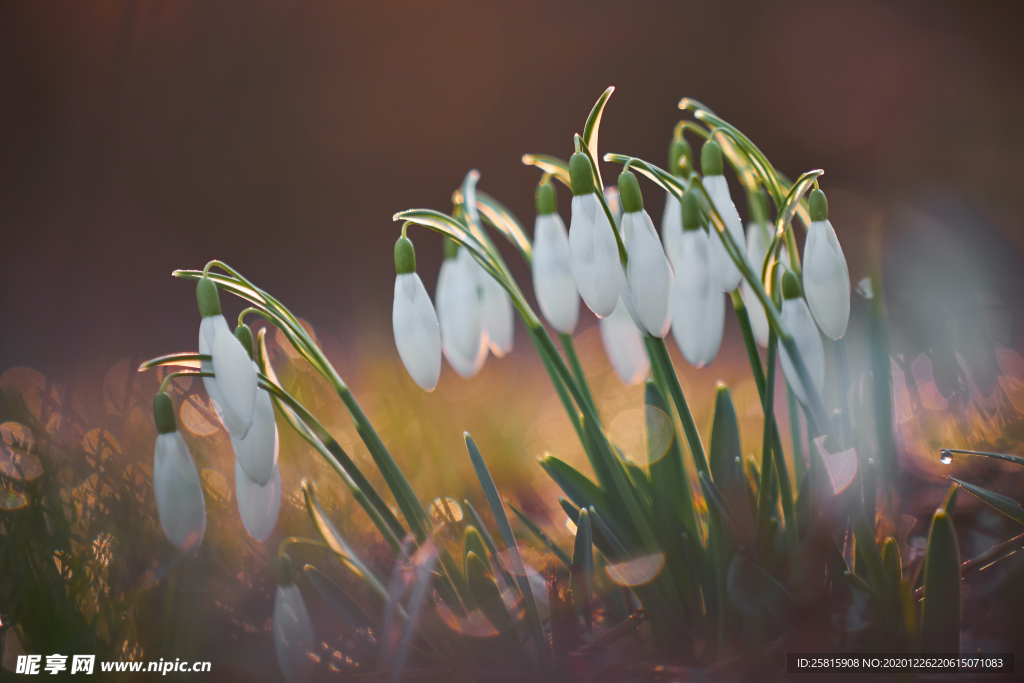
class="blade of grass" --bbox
[508,501,572,568]
[919,509,961,654]
[570,508,595,638]
[948,478,1024,525]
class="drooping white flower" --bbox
[152,393,206,555]
[599,297,649,385]
[532,182,579,334]
[392,235,442,391]
[617,170,673,338]
[701,141,746,293]
[274,562,315,683]
[235,458,280,542]
[802,189,851,340]
[671,189,725,367]
[436,243,487,378]
[778,272,826,407]
[196,277,258,439]
[661,138,693,267]
[742,219,772,347]
[231,385,278,485]
[477,265,514,357]
[568,152,623,318]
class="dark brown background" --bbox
[2,0,1022,374]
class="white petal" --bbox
[779,297,826,406]
[393,273,442,390]
[199,318,249,439]
[569,194,623,318]
[704,175,745,292]
[436,250,485,378]
[231,385,278,486]
[661,191,683,268]
[274,584,315,683]
[479,269,514,357]
[802,219,851,340]
[532,213,580,333]
[236,458,281,542]
[671,230,725,367]
[599,297,649,384]
[622,210,673,338]
[200,315,257,438]
[743,221,772,347]
[154,432,206,555]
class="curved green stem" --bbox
[158,370,212,394]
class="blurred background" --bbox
[2,0,1024,679]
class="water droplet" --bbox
[939,449,953,465]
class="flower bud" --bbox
[618,170,643,213]
[153,392,177,435]
[394,235,416,275]
[196,276,221,318]
[535,180,557,216]
[802,188,850,340]
[234,323,254,360]
[781,270,803,300]
[569,152,596,196]
[669,138,693,177]
[701,139,724,177]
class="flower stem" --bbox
[559,332,599,425]
[643,336,708,476]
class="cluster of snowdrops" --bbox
[141,92,854,682]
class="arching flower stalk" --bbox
[802,188,851,340]
[568,152,623,318]
[152,392,206,555]
[617,169,673,337]
[531,180,579,334]
[671,188,725,367]
[197,276,258,438]
[778,270,826,406]
[392,231,442,390]
[701,139,746,293]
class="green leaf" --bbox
[508,501,572,568]
[521,154,571,187]
[476,190,533,265]
[709,384,749,527]
[881,537,902,588]
[463,526,491,578]
[303,565,379,661]
[644,337,709,477]
[949,477,1024,525]
[582,86,614,189]
[539,455,613,523]
[919,509,961,654]
[852,517,900,639]
[942,483,960,516]
[465,434,550,661]
[570,508,594,637]
[300,480,390,601]
[463,500,518,595]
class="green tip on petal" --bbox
[442,235,459,260]
[569,152,596,196]
[234,324,254,359]
[809,189,828,222]
[669,138,693,177]
[618,170,643,213]
[153,392,176,434]
[276,554,295,585]
[535,181,557,216]
[196,277,221,318]
[681,189,703,231]
[394,235,416,274]
[701,139,724,177]
[782,270,803,300]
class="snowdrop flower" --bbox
[197,277,258,439]
[228,324,279,486]
[274,556,315,683]
[532,181,579,333]
[152,392,206,555]
[740,194,788,347]
[568,152,623,318]
[778,271,826,406]
[671,189,725,367]
[235,458,280,542]
[392,234,442,390]
[476,260,514,357]
[701,140,746,292]
[617,170,673,337]
[661,138,693,267]
[600,297,649,384]
[436,240,486,378]
[802,189,851,340]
